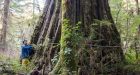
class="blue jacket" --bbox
[20,45,33,59]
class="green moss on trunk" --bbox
[50,19,77,75]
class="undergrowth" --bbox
[0,54,35,74]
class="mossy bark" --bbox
[31,0,124,75]
[50,0,77,74]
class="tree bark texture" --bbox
[1,0,10,50]
[31,0,124,74]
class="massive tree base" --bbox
[31,0,124,75]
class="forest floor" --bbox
[0,50,33,75]
[0,50,140,75]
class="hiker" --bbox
[20,40,33,66]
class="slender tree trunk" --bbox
[135,0,139,15]
[2,0,10,49]
[135,0,140,59]
[35,0,41,12]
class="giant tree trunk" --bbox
[31,0,124,74]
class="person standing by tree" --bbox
[20,40,33,66]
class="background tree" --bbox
[110,0,140,63]
[1,0,10,50]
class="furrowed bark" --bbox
[31,0,124,75]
